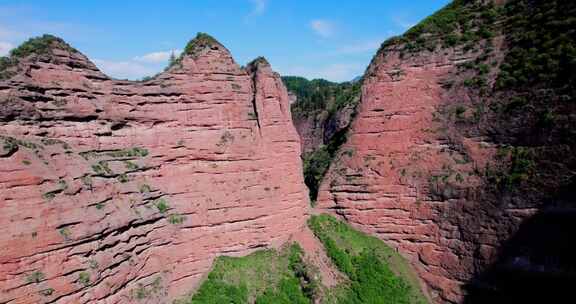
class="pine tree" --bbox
[168,51,177,67]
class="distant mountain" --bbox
[350,75,363,83]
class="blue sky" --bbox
[0,0,450,82]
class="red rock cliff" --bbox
[316,44,494,303]
[0,34,309,303]
[315,1,576,302]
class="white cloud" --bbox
[0,41,14,56]
[249,0,267,16]
[93,49,186,80]
[92,59,159,80]
[133,49,182,63]
[281,63,364,83]
[310,19,336,38]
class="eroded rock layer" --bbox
[0,36,308,303]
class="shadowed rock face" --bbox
[0,34,309,303]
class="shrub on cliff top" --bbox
[377,0,500,54]
[164,33,222,70]
[9,34,76,58]
[1,34,76,78]
[184,33,222,56]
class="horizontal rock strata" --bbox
[0,35,309,304]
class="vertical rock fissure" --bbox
[250,71,262,135]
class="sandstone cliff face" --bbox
[316,44,497,303]
[315,1,576,303]
[0,35,309,303]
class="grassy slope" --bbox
[309,214,427,304]
[178,214,427,304]
[175,244,315,304]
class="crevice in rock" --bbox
[249,70,262,134]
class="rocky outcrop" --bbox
[315,0,576,303]
[0,34,309,303]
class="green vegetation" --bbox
[78,272,91,287]
[282,76,361,118]
[40,138,70,150]
[497,0,576,93]
[81,175,93,188]
[139,184,152,193]
[178,215,426,304]
[184,33,221,56]
[164,32,222,70]
[154,198,169,213]
[132,277,163,300]
[308,214,427,304]
[302,128,349,203]
[88,259,99,270]
[10,34,75,58]
[26,270,45,284]
[379,0,501,54]
[168,213,186,225]
[496,0,576,94]
[124,160,139,170]
[487,146,536,189]
[59,227,72,240]
[117,173,129,183]
[1,136,18,155]
[175,244,315,304]
[80,147,149,160]
[1,34,76,79]
[249,56,270,67]
[42,189,60,201]
[105,147,149,158]
[92,161,113,175]
[506,147,536,185]
[282,76,360,203]
[0,136,43,151]
[302,147,331,203]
